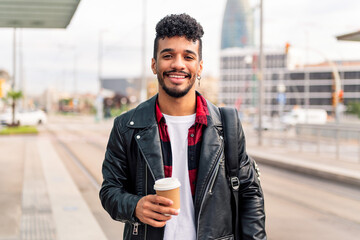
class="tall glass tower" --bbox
[221,0,254,49]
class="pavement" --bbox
[0,134,107,240]
[0,119,359,240]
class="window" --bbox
[344,71,360,79]
[290,72,305,80]
[310,72,332,80]
[344,85,360,92]
[310,85,332,92]
[272,73,279,81]
[288,85,305,93]
[310,98,331,105]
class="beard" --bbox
[157,70,196,98]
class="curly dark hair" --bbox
[153,13,204,60]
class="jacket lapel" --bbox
[135,125,165,181]
[128,95,165,181]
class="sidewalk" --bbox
[247,143,360,187]
[1,126,359,239]
[0,135,107,240]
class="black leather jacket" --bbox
[100,95,266,240]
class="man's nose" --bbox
[170,55,186,70]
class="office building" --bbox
[219,48,360,116]
[221,0,254,49]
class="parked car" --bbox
[281,108,327,127]
[0,109,47,126]
[252,116,286,131]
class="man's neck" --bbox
[157,91,196,116]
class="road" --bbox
[46,115,360,239]
[260,165,360,239]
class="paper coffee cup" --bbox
[154,178,181,210]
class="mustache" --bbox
[163,70,191,78]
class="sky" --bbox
[0,0,360,95]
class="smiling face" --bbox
[151,36,203,99]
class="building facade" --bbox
[219,48,360,116]
[221,0,254,49]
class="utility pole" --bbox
[258,0,264,146]
[12,28,17,90]
[19,29,26,109]
[98,31,104,93]
[96,30,105,122]
[140,0,147,103]
[73,52,77,95]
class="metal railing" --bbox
[295,123,360,162]
[249,123,360,163]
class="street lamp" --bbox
[258,0,264,146]
[12,28,17,90]
[96,30,107,122]
[140,0,147,103]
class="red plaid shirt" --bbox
[155,93,209,197]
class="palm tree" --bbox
[7,90,23,126]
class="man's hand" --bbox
[135,194,179,227]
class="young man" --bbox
[100,14,266,240]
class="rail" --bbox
[249,123,360,162]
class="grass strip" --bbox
[0,126,38,135]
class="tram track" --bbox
[45,123,107,191]
[43,120,125,239]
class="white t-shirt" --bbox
[162,113,196,240]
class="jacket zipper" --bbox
[144,164,148,240]
[196,138,224,240]
[133,222,139,235]
[133,155,149,238]
[208,153,224,195]
[135,134,157,239]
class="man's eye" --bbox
[185,56,194,60]
[163,55,172,59]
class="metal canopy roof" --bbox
[336,30,360,42]
[0,0,81,29]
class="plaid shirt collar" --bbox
[155,92,209,126]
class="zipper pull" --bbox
[133,222,139,235]
[220,156,225,165]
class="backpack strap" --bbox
[219,107,240,240]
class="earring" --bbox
[197,75,201,87]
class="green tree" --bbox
[6,90,23,126]
[346,101,360,118]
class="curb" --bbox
[248,151,360,187]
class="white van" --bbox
[281,108,327,126]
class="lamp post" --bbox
[258,0,264,146]
[19,29,26,109]
[96,31,106,122]
[73,51,77,96]
[98,31,106,94]
[12,28,17,90]
[140,0,147,103]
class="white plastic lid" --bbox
[154,178,181,191]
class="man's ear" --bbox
[151,58,157,74]
[198,59,203,76]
